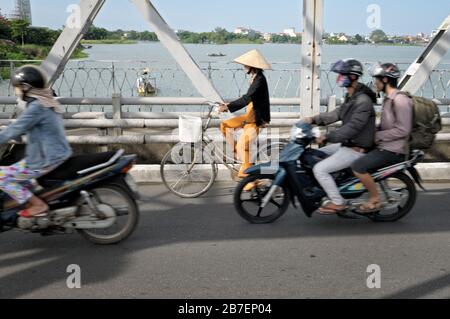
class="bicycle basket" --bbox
[179,115,203,143]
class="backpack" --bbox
[396,92,442,151]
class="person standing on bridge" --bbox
[0,65,72,218]
[218,49,271,180]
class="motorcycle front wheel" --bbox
[234,174,290,224]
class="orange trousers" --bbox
[220,115,260,178]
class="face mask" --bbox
[336,74,353,88]
[16,97,27,115]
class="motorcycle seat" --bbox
[38,151,117,185]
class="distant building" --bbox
[283,28,297,38]
[234,27,250,35]
[338,35,349,42]
[263,33,272,42]
[417,32,426,39]
[9,0,32,24]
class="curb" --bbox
[130,163,450,183]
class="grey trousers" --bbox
[313,144,365,205]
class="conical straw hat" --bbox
[234,49,272,70]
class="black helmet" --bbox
[331,59,364,76]
[11,65,47,89]
[371,63,401,79]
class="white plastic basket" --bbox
[179,115,203,143]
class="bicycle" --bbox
[160,102,287,198]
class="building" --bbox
[338,35,349,42]
[283,27,297,38]
[262,33,272,42]
[234,27,250,35]
[9,0,32,24]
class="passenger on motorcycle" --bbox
[352,63,413,213]
[0,65,72,218]
[304,59,377,214]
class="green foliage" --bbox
[354,34,364,43]
[370,29,388,43]
[271,34,301,44]
[10,19,30,46]
[85,25,109,40]
[0,15,12,39]
[25,27,61,46]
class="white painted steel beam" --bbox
[300,0,323,117]
[41,0,106,85]
[130,0,224,104]
[399,15,450,94]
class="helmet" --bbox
[11,65,47,89]
[331,59,364,76]
[371,63,401,79]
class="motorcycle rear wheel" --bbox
[370,172,417,222]
[78,185,139,245]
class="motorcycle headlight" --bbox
[290,125,307,141]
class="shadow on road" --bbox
[0,184,449,298]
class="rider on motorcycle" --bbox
[0,65,72,218]
[305,59,377,215]
[352,63,413,212]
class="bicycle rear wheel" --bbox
[161,142,217,198]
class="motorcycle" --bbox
[0,149,140,245]
[234,121,425,224]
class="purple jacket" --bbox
[376,91,413,155]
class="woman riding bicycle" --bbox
[218,49,272,179]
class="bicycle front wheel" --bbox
[161,142,217,198]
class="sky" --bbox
[0,0,449,35]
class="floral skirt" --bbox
[0,160,55,205]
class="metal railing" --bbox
[2,60,450,101]
[0,96,449,144]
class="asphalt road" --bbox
[0,182,449,299]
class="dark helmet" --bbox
[11,65,47,89]
[371,63,401,79]
[331,59,364,76]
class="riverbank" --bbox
[81,39,138,45]
[0,41,87,79]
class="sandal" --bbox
[19,209,48,219]
[358,202,382,214]
[318,203,347,215]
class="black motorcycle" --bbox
[234,121,425,224]
[0,148,140,245]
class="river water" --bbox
[1,43,449,112]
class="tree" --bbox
[25,27,60,46]
[84,25,109,40]
[11,19,30,46]
[370,29,388,44]
[140,31,158,41]
[0,14,12,40]
[354,34,363,43]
